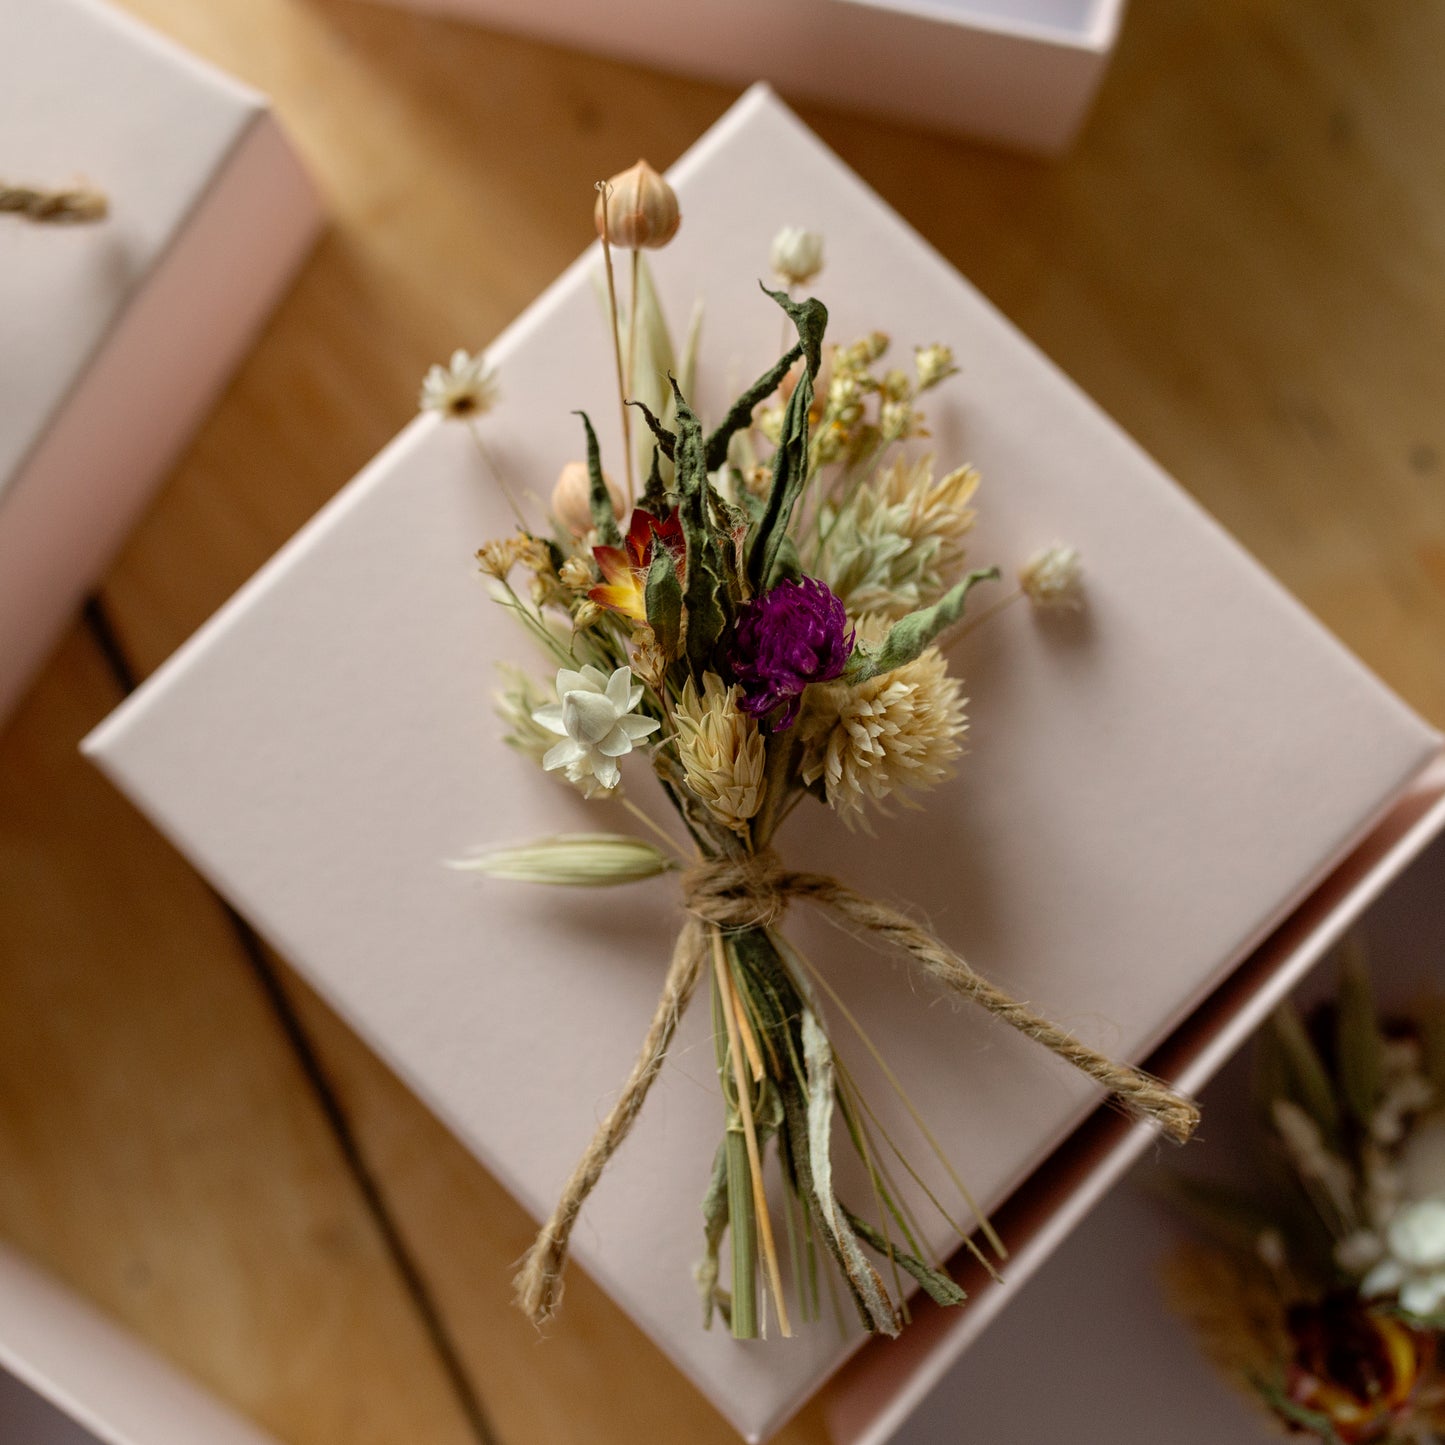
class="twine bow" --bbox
[513,850,1199,1325]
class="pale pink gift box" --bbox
[357,0,1125,154]
[0,1242,282,1445]
[0,0,320,732]
[827,758,1445,1442]
[83,87,1442,1440]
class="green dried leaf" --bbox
[743,288,829,595]
[671,380,731,671]
[703,342,802,472]
[1254,1379,1344,1445]
[1335,942,1382,1126]
[645,547,683,660]
[574,411,621,545]
[697,1140,730,1330]
[627,397,676,463]
[801,1007,900,1335]
[842,1210,966,1307]
[640,445,670,516]
[843,569,999,685]
[1267,1003,1341,1140]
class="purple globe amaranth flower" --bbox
[728,576,854,728]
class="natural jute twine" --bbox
[513,850,1200,1325]
[0,182,108,224]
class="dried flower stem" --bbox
[618,797,688,861]
[782,933,1006,1267]
[595,182,636,508]
[1,181,108,224]
[944,587,1024,647]
[714,926,792,1337]
[466,422,528,529]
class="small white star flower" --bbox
[1019,543,1085,612]
[419,349,498,420]
[770,226,824,287]
[533,665,660,794]
[1361,1198,1445,1318]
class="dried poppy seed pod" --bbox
[594,160,680,250]
[552,460,623,536]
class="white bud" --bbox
[1019,544,1085,612]
[552,460,623,537]
[770,226,824,287]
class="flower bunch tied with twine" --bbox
[437,158,1200,1343]
[1162,948,1445,1442]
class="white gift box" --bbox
[0,0,320,731]
[841,776,1445,1444]
[83,86,1442,1441]
[356,0,1124,154]
[0,1242,281,1445]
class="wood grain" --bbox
[2,1,1443,1441]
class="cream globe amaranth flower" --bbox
[770,225,824,287]
[1361,1197,1445,1317]
[533,665,659,794]
[1019,543,1085,612]
[420,349,498,420]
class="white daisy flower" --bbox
[533,665,659,794]
[419,349,498,420]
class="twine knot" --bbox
[0,182,108,224]
[681,850,793,931]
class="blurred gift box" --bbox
[0,0,320,732]
[0,1240,283,1445]
[357,0,1126,153]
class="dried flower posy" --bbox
[436,175,1199,1342]
[1164,948,1445,1443]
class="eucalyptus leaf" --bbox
[574,411,621,546]
[843,569,1000,685]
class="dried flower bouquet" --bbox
[433,160,1199,1342]
[1164,950,1445,1442]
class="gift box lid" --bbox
[827,758,1445,1443]
[0,0,268,503]
[82,85,1443,1440]
[860,782,1445,1445]
[0,1243,280,1445]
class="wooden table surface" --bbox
[4,2,1444,1442]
